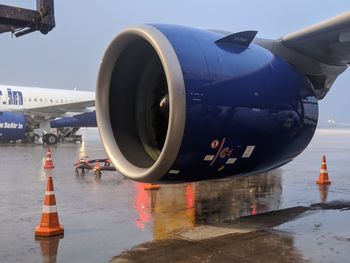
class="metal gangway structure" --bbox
[0,0,55,37]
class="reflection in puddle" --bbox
[79,141,86,160]
[133,170,282,239]
[318,184,330,203]
[134,183,151,230]
[36,235,63,263]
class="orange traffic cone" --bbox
[43,148,55,169]
[93,161,101,176]
[105,159,111,167]
[316,155,331,185]
[144,183,160,190]
[35,176,64,237]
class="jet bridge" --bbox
[0,0,55,37]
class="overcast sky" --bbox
[0,1,349,124]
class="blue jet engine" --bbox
[50,111,97,128]
[0,112,26,141]
[96,25,318,183]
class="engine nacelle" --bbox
[96,24,318,183]
[0,112,26,141]
[50,111,97,128]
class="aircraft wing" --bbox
[282,12,350,66]
[254,11,350,99]
[18,99,95,118]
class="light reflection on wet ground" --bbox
[133,171,282,241]
[0,128,349,262]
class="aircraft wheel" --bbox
[44,134,59,145]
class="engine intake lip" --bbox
[96,25,186,182]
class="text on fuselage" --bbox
[0,89,24,105]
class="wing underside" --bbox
[17,100,95,118]
[254,11,350,99]
[282,12,350,66]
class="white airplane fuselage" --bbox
[0,85,94,112]
[0,85,95,144]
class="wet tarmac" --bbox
[0,128,349,262]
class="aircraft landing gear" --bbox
[34,134,40,141]
[43,133,59,145]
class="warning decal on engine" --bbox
[204,155,215,161]
[242,146,255,158]
[226,158,237,164]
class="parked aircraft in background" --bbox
[95,12,350,183]
[328,118,350,127]
[0,85,96,144]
